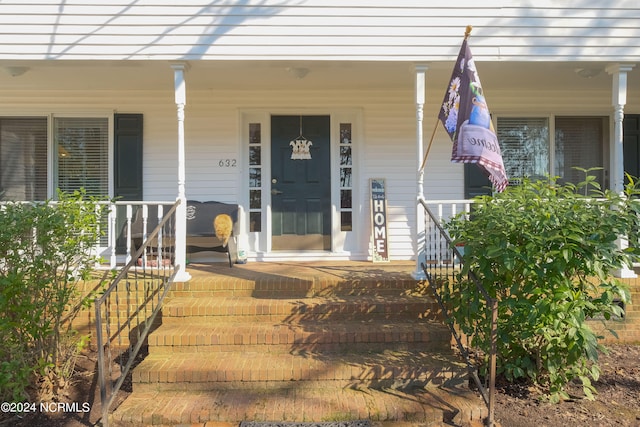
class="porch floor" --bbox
[110,261,487,427]
[185,259,420,280]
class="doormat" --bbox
[239,421,371,427]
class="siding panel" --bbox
[1,1,639,61]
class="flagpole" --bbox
[419,26,473,174]
[419,121,439,173]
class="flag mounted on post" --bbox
[439,26,508,192]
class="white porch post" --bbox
[413,65,428,280]
[171,62,192,282]
[607,63,636,278]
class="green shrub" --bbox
[445,172,636,401]
[0,189,108,402]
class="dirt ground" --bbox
[1,344,639,427]
[492,343,640,427]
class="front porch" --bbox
[101,261,488,426]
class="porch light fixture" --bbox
[4,66,30,77]
[574,67,601,78]
[286,67,309,79]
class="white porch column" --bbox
[171,62,192,282]
[607,63,636,278]
[413,64,428,280]
[607,64,635,193]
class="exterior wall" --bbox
[188,88,421,260]
[3,74,639,261]
[0,86,422,260]
[590,276,640,345]
[1,1,640,62]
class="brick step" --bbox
[147,320,452,354]
[169,275,419,298]
[161,295,441,323]
[131,350,465,392]
[108,385,487,426]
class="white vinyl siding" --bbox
[1,1,640,61]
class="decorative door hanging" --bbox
[290,116,313,160]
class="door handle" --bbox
[271,189,283,195]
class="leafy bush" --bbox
[0,189,108,402]
[445,173,637,401]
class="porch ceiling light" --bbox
[58,145,69,158]
[574,67,601,78]
[4,66,30,77]
[286,67,310,79]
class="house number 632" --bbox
[218,159,237,167]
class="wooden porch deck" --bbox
[109,261,487,427]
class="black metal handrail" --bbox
[418,197,498,427]
[94,199,180,427]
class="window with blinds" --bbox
[497,117,550,185]
[54,117,109,196]
[496,116,608,187]
[0,117,48,201]
[555,117,607,187]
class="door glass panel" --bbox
[339,123,353,231]
[247,123,262,232]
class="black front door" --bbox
[271,115,331,250]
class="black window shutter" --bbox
[624,114,640,183]
[114,114,143,200]
[464,163,492,199]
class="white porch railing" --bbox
[420,199,475,264]
[97,201,177,269]
[422,199,475,224]
[421,198,640,272]
[99,199,478,269]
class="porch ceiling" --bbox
[0,59,637,96]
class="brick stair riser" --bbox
[160,303,443,323]
[129,347,467,392]
[168,289,418,298]
[131,374,455,393]
[131,367,462,388]
[168,281,419,297]
[131,365,462,392]
[148,340,450,355]
[146,323,451,353]
[160,312,443,325]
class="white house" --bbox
[1,1,639,276]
